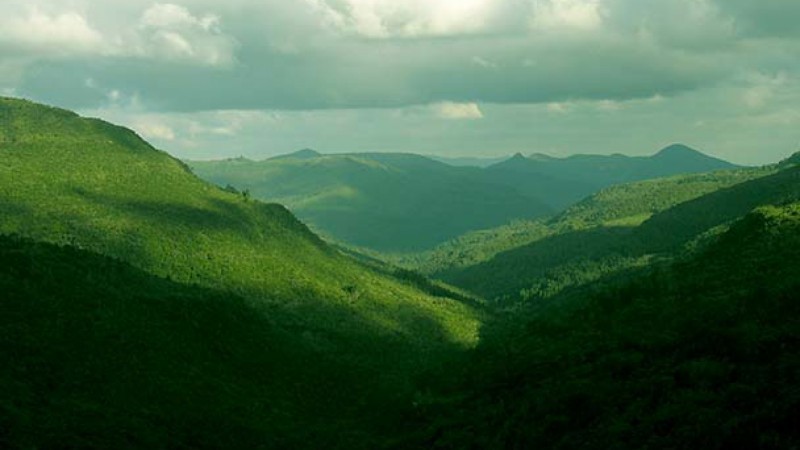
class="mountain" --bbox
[426,154,511,167]
[0,97,482,448]
[400,165,773,281]
[188,145,737,253]
[269,148,322,160]
[403,200,800,449]
[485,144,739,210]
[188,152,553,252]
[440,163,798,302]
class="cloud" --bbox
[134,3,238,66]
[0,1,237,83]
[3,0,800,118]
[0,8,105,55]
[431,102,484,120]
[134,121,176,141]
[530,0,605,32]
[305,0,496,38]
[715,0,800,38]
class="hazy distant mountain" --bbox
[486,144,739,209]
[269,148,322,160]
[189,151,553,252]
[190,145,738,252]
[427,154,512,167]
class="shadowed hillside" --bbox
[402,201,800,449]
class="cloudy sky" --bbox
[1,0,798,164]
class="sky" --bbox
[1,0,798,165]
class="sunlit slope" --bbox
[188,151,553,251]
[0,97,481,368]
[432,164,797,301]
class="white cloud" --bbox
[431,101,484,120]
[530,0,605,32]
[134,3,238,66]
[741,72,788,109]
[1,8,106,55]
[546,102,570,114]
[306,0,495,38]
[134,121,176,141]
[472,56,498,69]
[0,2,237,72]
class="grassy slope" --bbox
[188,153,553,252]
[404,201,800,449]
[0,97,482,448]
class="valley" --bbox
[1,97,798,449]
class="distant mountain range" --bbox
[484,144,740,209]
[189,144,738,252]
[188,151,554,251]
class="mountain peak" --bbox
[653,143,702,158]
[291,148,322,158]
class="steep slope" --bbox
[485,144,739,210]
[443,164,798,301]
[449,163,798,302]
[404,201,800,449]
[0,236,343,448]
[188,151,553,251]
[0,97,482,448]
[403,166,772,282]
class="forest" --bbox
[1,96,798,449]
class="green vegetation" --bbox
[188,144,736,252]
[440,165,798,302]
[0,235,352,448]
[188,151,553,252]
[403,166,773,283]
[2,97,798,449]
[402,201,800,449]
[0,97,482,448]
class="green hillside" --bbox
[189,144,738,252]
[3,96,797,449]
[403,166,772,282]
[0,235,345,448]
[188,151,553,251]
[0,97,482,448]
[439,164,798,302]
[404,201,800,449]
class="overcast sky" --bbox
[1,0,798,164]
